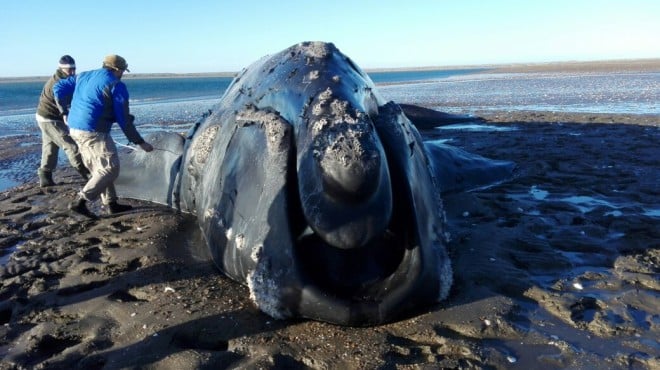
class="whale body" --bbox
[116,41,513,326]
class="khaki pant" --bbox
[36,114,84,172]
[70,129,119,205]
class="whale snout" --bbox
[299,122,392,250]
[320,141,383,202]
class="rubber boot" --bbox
[38,169,55,187]
[69,197,98,219]
[107,201,133,215]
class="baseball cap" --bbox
[103,54,130,72]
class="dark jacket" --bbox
[36,69,69,120]
[54,68,145,144]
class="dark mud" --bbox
[0,112,658,369]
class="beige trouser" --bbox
[35,114,84,172]
[70,129,119,205]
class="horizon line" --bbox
[1,57,658,82]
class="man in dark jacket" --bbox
[54,54,153,219]
[35,55,90,187]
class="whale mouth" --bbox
[295,222,408,299]
[281,133,430,326]
[289,116,420,306]
[283,196,426,326]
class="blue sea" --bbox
[0,67,658,191]
[0,69,484,138]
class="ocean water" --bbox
[0,76,235,138]
[0,68,658,191]
[0,69,483,138]
[1,68,658,137]
[378,70,660,115]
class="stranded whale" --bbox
[115,41,513,326]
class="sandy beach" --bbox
[1,64,659,368]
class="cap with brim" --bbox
[103,54,130,72]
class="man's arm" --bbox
[53,75,76,117]
[112,83,153,152]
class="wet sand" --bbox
[0,109,657,369]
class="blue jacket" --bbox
[54,68,144,144]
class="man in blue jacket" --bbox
[54,54,153,219]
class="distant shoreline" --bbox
[367,58,660,74]
[0,71,239,84]
[1,58,658,83]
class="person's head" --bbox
[58,55,76,76]
[102,54,130,78]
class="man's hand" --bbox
[139,142,154,152]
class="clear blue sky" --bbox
[1,0,658,77]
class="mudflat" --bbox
[1,114,659,367]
